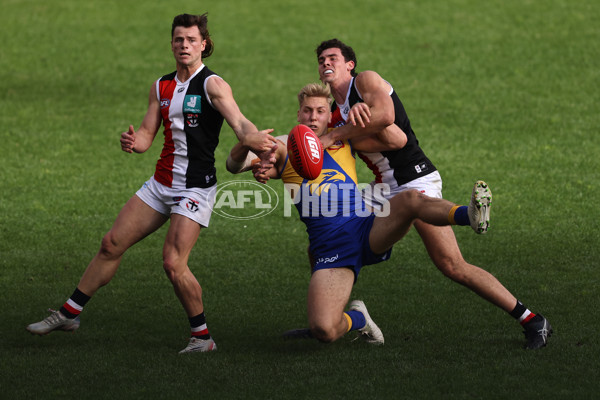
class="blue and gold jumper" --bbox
[280,139,391,280]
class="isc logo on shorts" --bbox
[315,254,339,265]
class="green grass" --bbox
[1,0,599,398]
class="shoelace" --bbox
[44,309,63,325]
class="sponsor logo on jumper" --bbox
[184,95,201,113]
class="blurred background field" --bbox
[0,0,598,398]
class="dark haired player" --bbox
[26,13,275,353]
[314,38,551,349]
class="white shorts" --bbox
[135,176,216,228]
[363,171,443,212]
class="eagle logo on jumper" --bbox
[308,169,346,195]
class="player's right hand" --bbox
[120,125,136,153]
[243,129,276,153]
[348,103,371,127]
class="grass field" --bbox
[1,0,599,398]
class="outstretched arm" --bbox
[207,76,276,153]
[226,129,276,174]
[227,138,287,183]
[226,143,258,174]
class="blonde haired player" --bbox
[228,83,491,344]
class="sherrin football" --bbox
[287,124,324,180]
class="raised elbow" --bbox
[380,109,395,127]
[393,132,408,149]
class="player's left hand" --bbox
[252,162,270,184]
[252,141,277,183]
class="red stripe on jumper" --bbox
[358,152,383,183]
[154,79,177,188]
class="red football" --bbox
[287,124,324,180]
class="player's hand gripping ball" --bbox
[287,124,324,180]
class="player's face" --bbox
[317,47,354,84]
[297,96,331,137]
[171,26,206,68]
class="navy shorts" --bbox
[310,214,392,281]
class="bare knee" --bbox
[389,189,422,218]
[162,256,181,282]
[98,231,125,260]
[310,322,341,343]
[398,189,423,209]
[163,253,197,285]
[435,256,470,284]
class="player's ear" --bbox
[297,109,301,123]
[347,60,355,72]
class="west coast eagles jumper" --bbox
[280,139,391,279]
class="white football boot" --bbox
[348,300,384,345]
[179,337,217,354]
[468,180,492,234]
[26,309,80,335]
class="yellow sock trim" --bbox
[448,205,460,225]
[344,312,353,332]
